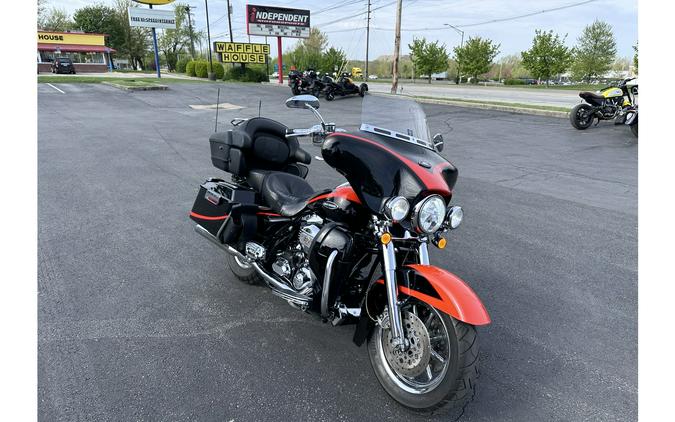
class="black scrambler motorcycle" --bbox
[189,94,490,414]
[570,77,637,130]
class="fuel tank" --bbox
[321,131,457,213]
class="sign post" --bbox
[130,0,177,77]
[149,5,161,78]
[245,4,310,85]
[277,37,282,84]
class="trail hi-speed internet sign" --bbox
[246,4,310,38]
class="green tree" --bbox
[321,47,347,74]
[112,0,151,69]
[408,38,450,84]
[38,0,49,28]
[158,3,196,71]
[287,27,328,70]
[73,4,125,53]
[633,43,638,75]
[521,30,572,86]
[571,20,617,81]
[453,36,500,83]
[41,7,75,31]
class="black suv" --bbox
[51,57,76,74]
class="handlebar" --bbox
[286,123,338,144]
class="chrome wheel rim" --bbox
[375,302,451,394]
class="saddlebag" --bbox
[189,179,256,244]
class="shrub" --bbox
[186,60,196,77]
[211,62,224,80]
[504,78,525,85]
[195,60,209,78]
[224,66,269,82]
[176,57,189,73]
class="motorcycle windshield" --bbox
[361,94,432,148]
[322,94,458,213]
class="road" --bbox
[38,82,637,421]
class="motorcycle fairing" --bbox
[376,264,490,326]
[322,131,458,213]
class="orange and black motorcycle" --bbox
[189,94,490,414]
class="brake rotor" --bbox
[382,311,431,377]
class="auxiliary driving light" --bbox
[447,206,463,229]
[383,196,410,222]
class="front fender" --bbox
[401,264,490,326]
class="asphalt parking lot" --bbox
[38,81,637,421]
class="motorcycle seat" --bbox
[261,172,324,217]
[579,91,606,100]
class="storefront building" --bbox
[37,31,116,73]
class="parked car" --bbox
[52,57,75,74]
[368,74,378,80]
[271,71,279,78]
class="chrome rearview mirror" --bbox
[433,133,444,152]
[285,95,320,110]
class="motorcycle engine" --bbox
[271,215,323,298]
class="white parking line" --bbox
[46,83,65,94]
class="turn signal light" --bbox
[434,237,447,249]
[380,232,392,245]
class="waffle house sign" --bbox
[213,42,270,64]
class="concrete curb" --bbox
[413,97,569,118]
[102,81,168,91]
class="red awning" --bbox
[38,43,116,53]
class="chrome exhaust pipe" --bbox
[194,224,310,306]
[251,262,310,306]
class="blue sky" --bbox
[48,0,638,60]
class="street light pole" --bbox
[185,5,196,59]
[444,23,464,85]
[204,0,215,80]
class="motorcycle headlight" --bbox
[412,195,446,234]
[446,206,463,229]
[383,196,410,222]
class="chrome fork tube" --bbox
[382,240,406,349]
[418,241,430,265]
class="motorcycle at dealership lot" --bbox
[569,77,638,130]
[189,94,490,413]
[324,72,368,101]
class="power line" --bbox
[371,0,599,31]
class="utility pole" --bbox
[227,0,234,43]
[444,23,464,85]
[185,5,196,59]
[365,0,371,80]
[390,0,403,94]
[204,0,215,80]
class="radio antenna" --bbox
[258,99,262,117]
[214,87,221,132]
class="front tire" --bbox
[226,252,262,285]
[325,91,335,101]
[570,103,594,130]
[631,122,638,138]
[367,300,479,416]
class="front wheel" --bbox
[570,103,594,130]
[367,299,479,416]
[325,91,335,101]
[631,122,638,138]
